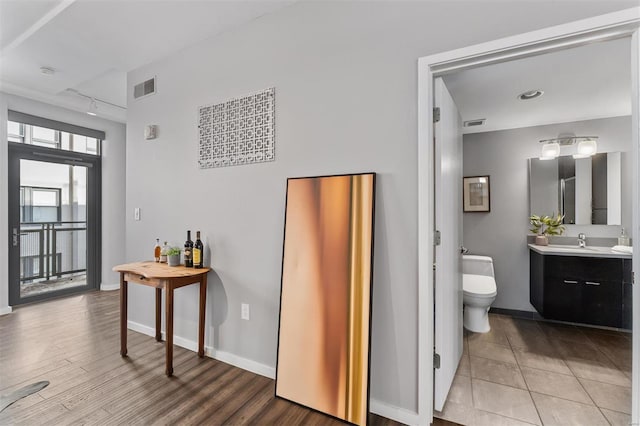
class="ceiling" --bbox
[0,0,295,123]
[443,37,631,134]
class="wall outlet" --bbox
[134,208,140,221]
[241,303,250,320]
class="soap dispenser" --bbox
[618,228,630,246]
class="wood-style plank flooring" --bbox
[0,290,451,425]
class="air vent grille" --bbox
[134,77,156,99]
[463,118,486,127]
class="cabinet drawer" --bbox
[545,255,623,282]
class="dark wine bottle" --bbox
[184,230,193,267]
[193,231,203,269]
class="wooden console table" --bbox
[113,261,211,376]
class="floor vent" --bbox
[134,77,156,99]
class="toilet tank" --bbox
[462,255,495,277]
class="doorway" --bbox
[7,113,102,306]
[417,8,640,426]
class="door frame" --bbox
[8,142,102,305]
[417,8,640,425]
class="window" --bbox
[7,111,103,155]
[8,121,24,143]
[20,186,61,223]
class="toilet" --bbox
[463,255,498,333]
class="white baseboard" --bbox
[126,320,275,379]
[100,283,120,291]
[126,320,417,425]
[208,347,276,379]
[370,399,420,425]
[0,306,12,316]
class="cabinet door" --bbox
[544,277,581,322]
[582,280,623,328]
[623,282,632,329]
[530,251,544,314]
[622,259,633,329]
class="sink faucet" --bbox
[578,233,586,248]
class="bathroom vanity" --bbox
[529,244,632,329]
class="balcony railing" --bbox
[20,221,87,282]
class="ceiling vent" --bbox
[463,118,486,127]
[134,77,156,99]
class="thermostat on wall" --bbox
[145,125,158,140]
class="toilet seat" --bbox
[463,274,497,296]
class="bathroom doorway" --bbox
[417,8,640,426]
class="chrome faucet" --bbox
[578,233,586,248]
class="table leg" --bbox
[198,274,207,357]
[155,288,162,341]
[165,284,174,376]
[120,273,128,357]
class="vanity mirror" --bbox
[529,152,622,225]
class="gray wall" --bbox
[124,1,637,413]
[0,93,127,309]
[463,116,632,312]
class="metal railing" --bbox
[20,221,86,282]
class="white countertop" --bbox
[528,244,632,259]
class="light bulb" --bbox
[540,142,560,160]
[576,139,597,156]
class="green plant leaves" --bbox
[529,213,565,236]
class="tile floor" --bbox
[435,314,632,426]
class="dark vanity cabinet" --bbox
[530,250,632,329]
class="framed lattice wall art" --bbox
[198,87,275,168]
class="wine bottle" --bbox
[184,231,193,267]
[154,238,161,262]
[193,231,203,269]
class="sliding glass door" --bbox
[7,114,102,305]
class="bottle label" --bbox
[193,248,201,265]
[184,249,192,259]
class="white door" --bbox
[433,77,464,412]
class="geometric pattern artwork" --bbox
[198,87,275,168]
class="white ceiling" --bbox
[443,37,631,134]
[0,0,295,123]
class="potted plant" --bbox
[529,214,565,246]
[166,247,182,266]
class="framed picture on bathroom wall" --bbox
[463,176,490,212]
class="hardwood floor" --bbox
[0,291,448,425]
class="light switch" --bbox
[134,208,140,221]
[241,303,250,320]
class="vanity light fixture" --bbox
[538,136,598,160]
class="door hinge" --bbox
[434,230,441,246]
[433,107,440,123]
[433,352,441,369]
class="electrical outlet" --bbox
[241,303,250,321]
[134,208,140,221]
